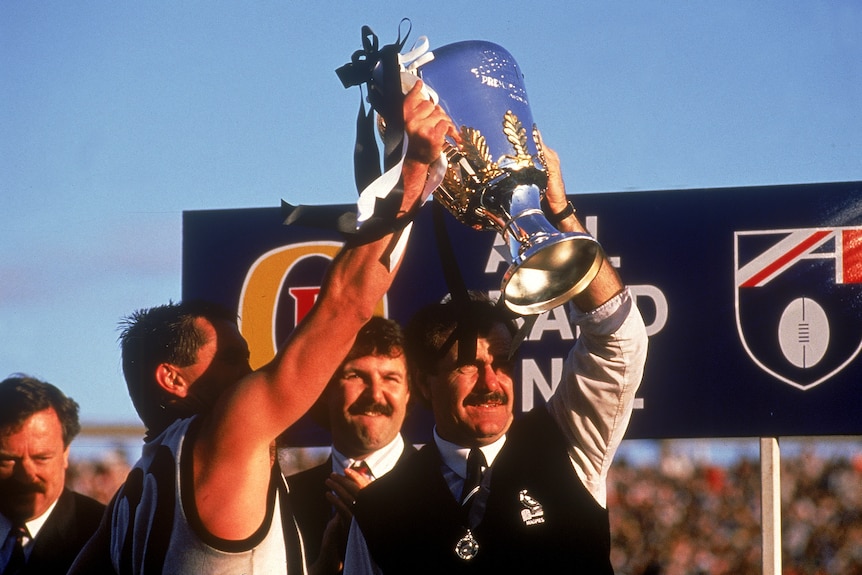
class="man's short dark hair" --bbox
[404,292,518,377]
[0,375,81,447]
[341,316,405,365]
[118,300,237,435]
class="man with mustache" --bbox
[285,316,415,575]
[344,147,649,574]
[68,80,457,574]
[0,375,105,574]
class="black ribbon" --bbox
[335,19,412,192]
[280,199,418,249]
[282,20,415,247]
[431,201,485,366]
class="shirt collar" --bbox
[0,496,60,543]
[433,427,506,479]
[331,433,406,480]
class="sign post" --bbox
[760,437,782,574]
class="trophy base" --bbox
[502,233,603,315]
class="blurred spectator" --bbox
[66,445,131,505]
[607,448,862,574]
[70,438,862,574]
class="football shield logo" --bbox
[735,227,862,390]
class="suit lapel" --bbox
[25,490,73,571]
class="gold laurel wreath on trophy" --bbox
[437,110,547,231]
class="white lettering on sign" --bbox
[521,357,562,411]
[483,213,658,413]
[526,306,575,341]
[631,284,668,336]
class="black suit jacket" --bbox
[353,409,613,574]
[287,460,331,563]
[22,489,105,574]
[286,443,417,564]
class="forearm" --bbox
[193,221,415,539]
[254,184,424,435]
[564,216,623,313]
[541,144,623,312]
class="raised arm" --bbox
[195,80,456,539]
[541,143,648,507]
[541,144,624,312]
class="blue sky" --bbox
[2,1,860,427]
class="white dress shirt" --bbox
[331,433,407,481]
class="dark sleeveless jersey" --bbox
[107,416,306,574]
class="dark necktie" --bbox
[2,524,28,575]
[350,460,373,481]
[460,448,486,506]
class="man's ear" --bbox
[155,363,190,398]
[416,373,433,404]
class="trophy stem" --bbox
[500,185,604,315]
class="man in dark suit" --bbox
[286,317,416,575]
[344,147,649,574]
[0,375,105,575]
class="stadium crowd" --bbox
[607,447,862,574]
[66,441,861,574]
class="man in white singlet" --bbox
[69,80,456,574]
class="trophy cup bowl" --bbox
[416,40,604,314]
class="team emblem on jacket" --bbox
[519,489,545,526]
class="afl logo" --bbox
[735,227,862,390]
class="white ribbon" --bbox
[355,137,446,271]
[354,35,447,271]
[399,35,439,103]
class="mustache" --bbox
[3,480,47,497]
[348,400,394,417]
[463,391,508,407]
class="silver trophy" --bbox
[415,40,604,314]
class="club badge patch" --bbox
[519,489,545,526]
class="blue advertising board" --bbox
[183,181,862,444]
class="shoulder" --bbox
[502,408,569,461]
[56,489,106,524]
